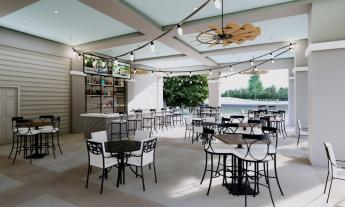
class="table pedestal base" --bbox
[225,183,257,195]
[26,153,47,159]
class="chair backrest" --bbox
[242,134,271,148]
[202,127,215,151]
[220,123,238,134]
[39,115,54,122]
[91,131,108,142]
[230,115,244,123]
[12,117,23,129]
[150,109,156,116]
[324,142,337,168]
[221,117,230,124]
[141,137,157,165]
[205,116,216,123]
[262,126,278,149]
[15,119,34,135]
[192,119,203,133]
[86,140,105,168]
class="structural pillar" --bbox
[288,67,294,126]
[308,0,345,166]
[294,40,308,135]
[208,79,220,107]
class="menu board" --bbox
[112,62,131,79]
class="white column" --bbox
[208,80,220,107]
[288,68,295,126]
[293,40,308,135]
[308,0,345,166]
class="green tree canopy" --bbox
[163,75,208,107]
[221,74,288,101]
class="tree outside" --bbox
[163,75,208,107]
[221,74,288,101]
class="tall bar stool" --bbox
[156,109,167,130]
[111,113,128,140]
[165,108,174,128]
[127,110,143,135]
[142,109,156,133]
[173,107,184,126]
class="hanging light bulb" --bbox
[92,59,96,67]
[130,52,134,62]
[271,58,275,64]
[270,53,273,59]
[229,65,233,72]
[101,61,106,68]
[151,71,154,76]
[250,59,254,66]
[150,41,155,52]
[213,0,222,9]
[78,54,81,60]
[190,80,192,84]
[133,68,137,74]
[177,25,183,36]
[209,69,212,75]
[114,58,119,66]
[189,72,192,77]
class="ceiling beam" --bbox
[136,54,187,64]
[163,0,311,35]
[78,0,217,66]
[0,0,38,17]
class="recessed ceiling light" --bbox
[53,10,59,14]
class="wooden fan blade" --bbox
[222,39,232,46]
[208,24,222,35]
[224,22,240,33]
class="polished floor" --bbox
[0,127,344,207]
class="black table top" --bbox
[105,140,141,154]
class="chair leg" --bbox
[200,153,208,185]
[153,161,157,183]
[100,168,105,194]
[8,134,15,159]
[273,154,284,196]
[86,165,90,188]
[29,136,33,165]
[207,154,214,196]
[297,133,301,146]
[266,163,276,207]
[51,134,56,159]
[324,167,330,194]
[141,166,145,191]
[12,136,20,164]
[327,178,333,203]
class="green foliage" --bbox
[163,75,208,107]
[221,74,288,101]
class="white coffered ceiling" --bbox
[0,0,311,70]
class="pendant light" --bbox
[213,0,222,9]
[150,42,155,52]
[114,58,119,66]
[177,25,183,36]
[229,65,233,72]
[130,52,134,62]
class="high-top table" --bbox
[214,134,257,195]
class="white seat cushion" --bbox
[17,129,40,136]
[40,126,59,133]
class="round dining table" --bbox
[105,140,141,187]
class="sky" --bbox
[220,69,288,93]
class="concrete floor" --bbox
[0,126,344,207]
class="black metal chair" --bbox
[296,120,308,146]
[191,119,203,144]
[127,137,158,191]
[220,123,239,134]
[142,109,156,134]
[8,117,23,159]
[39,116,62,156]
[323,142,345,203]
[221,117,230,124]
[248,119,262,134]
[237,134,276,207]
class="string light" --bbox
[270,53,273,59]
[130,52,134,62]
[177,25,183,36]
[209,69,212,75]
[250,59,254,66]
[271,58,275,64]
[213,0,222,9]
[133,68,137,74]
[150,42,155,52]
[114,58,119,66]
[189,72,192,77]
[151,71,154,76]
[78,54,81,60]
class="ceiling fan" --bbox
[196,0,261,47]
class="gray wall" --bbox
[0,27,73,135]
[294,71,308,128]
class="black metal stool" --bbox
[156,110,167,130]
[127,110,143,135]
[111,113,128,140]
[142,109,156,133]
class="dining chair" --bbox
[184,117,193,139]
[205,116,216,123]
[127,137,158,191]
[40,116,62,157]
[230,115,244,123]
[323,142,345,203]
[191,119,203,144]
[296,120,308,146]
[8,117,24,159]
[85,140,118,194]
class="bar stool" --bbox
[127,110,143,135]
[156,109,167,130]
[165,108,174,128]
[111,113,128,140]
[142,109,156,133]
